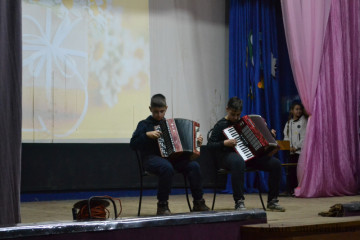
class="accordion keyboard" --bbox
[224,127,254,161]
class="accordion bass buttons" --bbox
[171,123,176,132]
[195,126,200,152]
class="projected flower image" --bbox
[22,0,150,141]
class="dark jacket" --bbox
[130,115,162,159]
[207,117,238,160]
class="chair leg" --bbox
[138,175,143,216]
[255,171,266,211]
[72,208,77,220]
[183,174,192,211]
[212,173,218,210]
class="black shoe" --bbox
[192,199,210,212]
[157,201,171,215]
[235,200,246,211]
[267,198,285,212]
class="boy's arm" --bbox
[207,123,225,149]
[130,121,152,150]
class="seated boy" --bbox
[130,94,210,215]
[207,96,285,212]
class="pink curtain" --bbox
[280,0,332,113]
[281,0,360,197]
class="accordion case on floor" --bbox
[155,118,200,160]
[223,115,278,161]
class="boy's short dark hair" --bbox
[227,97,243,111]
[150,94,167,108]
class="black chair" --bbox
[135,150,192,216]
[207,129,266,211]
[211,167,266,211]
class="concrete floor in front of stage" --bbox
[20,193,360,226]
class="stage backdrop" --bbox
[22,0,150,143]
[21,0,228,143]
[149,0,228,137]
[20,0,229,193]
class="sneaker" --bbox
[157,201,171,215]
[235,200,246,211]
[267,199,285,212]
[192,199,210,212]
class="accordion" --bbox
[223,115,278,161]
[155,118,201,160]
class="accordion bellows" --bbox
[155,118,200,160]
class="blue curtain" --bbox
[228,0,297,194]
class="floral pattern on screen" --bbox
[22,0,150,142]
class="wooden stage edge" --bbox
[0,210,266,240]
[241,220,360,240]
[2,212,360,240]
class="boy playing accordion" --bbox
[130,94,209,215]
[207,97,285,212]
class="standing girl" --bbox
[283,102,308,195]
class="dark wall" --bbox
[21,144,222,193]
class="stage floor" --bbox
[20,193,360,226]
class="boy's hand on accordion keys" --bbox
[196,135,203,146]
[271,129,276,138]
[224,139,237,147]
[146,130,162,139]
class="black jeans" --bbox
[221,152,282,202]
[287,154,299,194]
[144,155,204,202]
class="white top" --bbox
[283,115,308,154]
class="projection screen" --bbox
[22,0,228,143]
[22,0,150,143]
